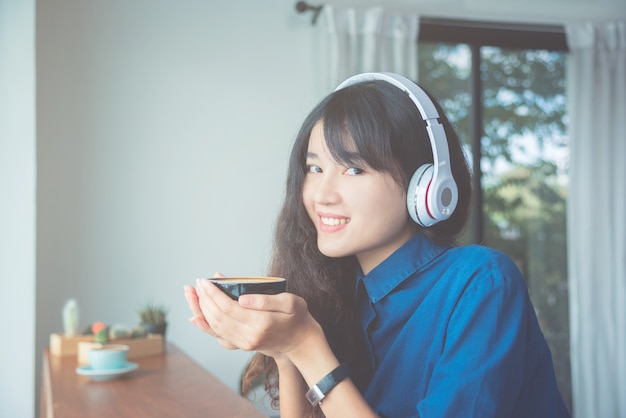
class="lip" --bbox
[317,212,350,233]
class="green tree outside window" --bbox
[418,43,571,410]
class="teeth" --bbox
[321,217,350,226]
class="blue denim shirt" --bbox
[355,233,570,418]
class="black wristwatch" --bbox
[305,363,351,407]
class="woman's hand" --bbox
[185,276,378,418]
[183,273,238,349]
[193,277,323,360]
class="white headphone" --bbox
[335,72,458,227]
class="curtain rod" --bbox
[294,2,567,51]
[295,1,323,25]
[294,1,564,33]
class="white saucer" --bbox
[75,362,138,381]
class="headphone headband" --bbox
[334,72,458,227]
[336,72,440,122]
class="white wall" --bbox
[1,0,624,416]
[34,0,326,410]
[0,1,36,417]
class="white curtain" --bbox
[566,21,626,418]
[322,6,419,89]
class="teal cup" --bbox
[87,344,129,370]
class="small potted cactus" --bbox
[91,321,110,344]
[49,299,95,357]
[62,299,80,336]
[138,301,169,337]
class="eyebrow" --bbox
[305,151,369,167]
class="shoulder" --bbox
[440,244,527,300]
[448,244,518,267]
[436,245,536,343]
[447,244,522,278]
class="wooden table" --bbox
[41,343,267,418]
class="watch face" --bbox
[305,385,325,406]
[305,364,351,407]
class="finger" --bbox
[216,337,239,350]
[197,278,240,314]
[185,284,221,337]
[190,280,258,350]
[195,278,244,328]
[238,292,301,314]
[183,284,198,304]
[183,284,196,303]
[196,279,259,347]
[189,316,218,336]
[183,284,206,320]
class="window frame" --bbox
[418,17,567,243]
[418,17,568,52]
[416,18,571,411]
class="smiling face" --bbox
[302,121,416,275]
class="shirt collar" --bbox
[356,233,448,303]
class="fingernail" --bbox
[239,295,251,307]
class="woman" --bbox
[184,73,570,417]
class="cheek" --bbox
[369,186,409,221]
[374,199,408,225]
[368,181,406,208]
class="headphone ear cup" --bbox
[406,164,436,227]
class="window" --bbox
[417,19,571,412]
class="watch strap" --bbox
[305,363,351,407]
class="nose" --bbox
[312,173,341,205]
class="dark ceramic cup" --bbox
[206,277,287,300]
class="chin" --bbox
[317,242,351,259]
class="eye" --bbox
[306,164,322,174]
[345,167,364,175]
